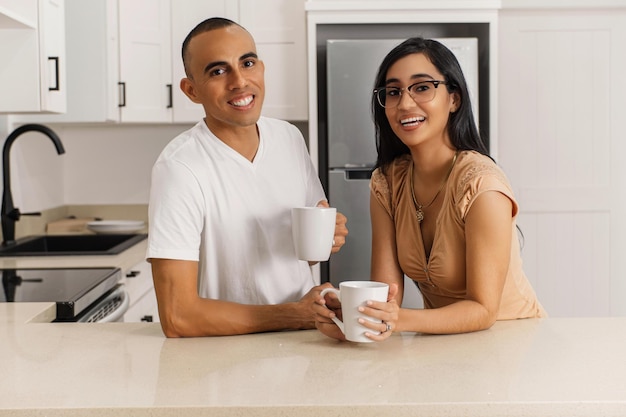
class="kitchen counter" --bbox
[1,308,625,417]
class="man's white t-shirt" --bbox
[147,117,327,305]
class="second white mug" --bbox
[291,207,336,262]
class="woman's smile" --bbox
[400,115,426,128]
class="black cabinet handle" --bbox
[48,56,59,91]
[126,270,140,278]
[21,211,42,217]
[141,315,153,322]
[118,82,126,107]
[167,84,172,108]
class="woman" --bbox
[315,37,545,341]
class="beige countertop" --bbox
[1,304,625,416]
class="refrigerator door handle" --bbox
[332,168,373,180]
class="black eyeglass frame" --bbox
[373,80,447,108]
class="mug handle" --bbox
[319,288,345,335]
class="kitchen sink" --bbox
[0,234,147,256]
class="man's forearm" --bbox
[159,298,314,337]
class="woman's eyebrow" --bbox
[384,73,436,85]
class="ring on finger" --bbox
[383,321,392,333]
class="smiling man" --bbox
[146,18,348,337]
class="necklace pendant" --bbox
[416,208,424,223]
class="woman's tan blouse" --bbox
[370,150,546,320]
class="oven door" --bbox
[75,284,130,323]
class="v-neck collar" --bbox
[201,122,265,168]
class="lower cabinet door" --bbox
[124,287,160,323]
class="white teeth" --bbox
[231,96,253,107]
[400,116,425,126]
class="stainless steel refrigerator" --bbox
[325,38,479,306]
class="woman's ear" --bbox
[450,92,461,113]
[180,77,202,104]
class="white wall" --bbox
[4,123,189,211]
[59,124,191,205]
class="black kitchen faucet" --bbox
[1,124,65,245]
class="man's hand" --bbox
[294,282,335,329]
[312,283,347,341]
[317,200,348,254]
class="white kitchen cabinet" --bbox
[16,0,305,124]
[0,0,66,114]
[16,0,171,124]
[122,259,159,323]
[15,0,118,123]
[170,0,308,123]
[239,0,308,121]
[118,0,171,123]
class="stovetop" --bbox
[0,267,121,319]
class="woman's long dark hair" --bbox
[372,37,489,172]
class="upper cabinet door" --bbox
[238,0,307,121]
[11,0,119,123]
[118,0,172,123]
[0,0,66,114]
[170,0,238,123]
[38,0,66,113]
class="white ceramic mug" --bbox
[291,207,336,262]
[320,281,389,343]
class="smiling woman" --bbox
[314,37,545,341]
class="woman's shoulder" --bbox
[370,155,411,215]
[372,154,411,182]
[453,150,511,191]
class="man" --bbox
[147,17,347,337]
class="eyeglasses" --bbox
[373,80,447,108]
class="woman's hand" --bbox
[314,283,400,342]
[359,283,400,341]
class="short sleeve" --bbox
[147,158,204,261]
[370,168,393,217]
[456,162,519,221]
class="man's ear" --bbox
[180,77,201,104]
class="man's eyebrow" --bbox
[240,52,258,61]
[203,52,258,75]
[204,61,227,75]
